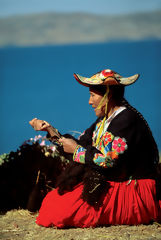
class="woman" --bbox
[30,68,160,227]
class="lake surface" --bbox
[0,40,161,154]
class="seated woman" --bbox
[30,68,160,228]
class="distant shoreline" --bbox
[0,10,160,47]
[0,38,160,49]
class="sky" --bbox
[0,0,161,17]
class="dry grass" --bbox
[1,210,161,240]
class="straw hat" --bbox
[74,69,139,87]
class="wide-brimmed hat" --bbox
[74,69,139,87]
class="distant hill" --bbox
[0,11,161,46]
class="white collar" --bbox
[106,106,126,123]
[103,106,126,131]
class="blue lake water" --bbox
[0,40,161,154]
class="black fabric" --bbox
[54,108,159,204]
[108,108,157,179]
[55,119,108,206]
[76,108,158,180]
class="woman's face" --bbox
[89,90,106,117]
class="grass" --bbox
[1,209,161,240]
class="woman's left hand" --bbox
[29,118,50,131]
[59,137,78,154]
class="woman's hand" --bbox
[59,137,78,154]
[29,118,50,131]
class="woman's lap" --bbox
[36,179,161,228]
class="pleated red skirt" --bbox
[36,179,161,228]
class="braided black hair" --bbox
[122,98,159,165]
[109,85,159,165]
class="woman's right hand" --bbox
[29,118,50,131]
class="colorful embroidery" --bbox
[102,132,113,145]
[106,149,118,160]
[112,137,127,153]
[98,132,113,155]
[73,119,128,168]
[94,153,114,168]
[93,131,128,168]
[73,146,86,164]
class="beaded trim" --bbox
[73,145,82,160]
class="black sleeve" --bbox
[108,108,137,147]
[81,109,140,170]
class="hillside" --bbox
[0,10,161,46]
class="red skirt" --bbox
[36,179,161,228]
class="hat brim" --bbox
[73,73,118,87]
[74,72,140,87]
